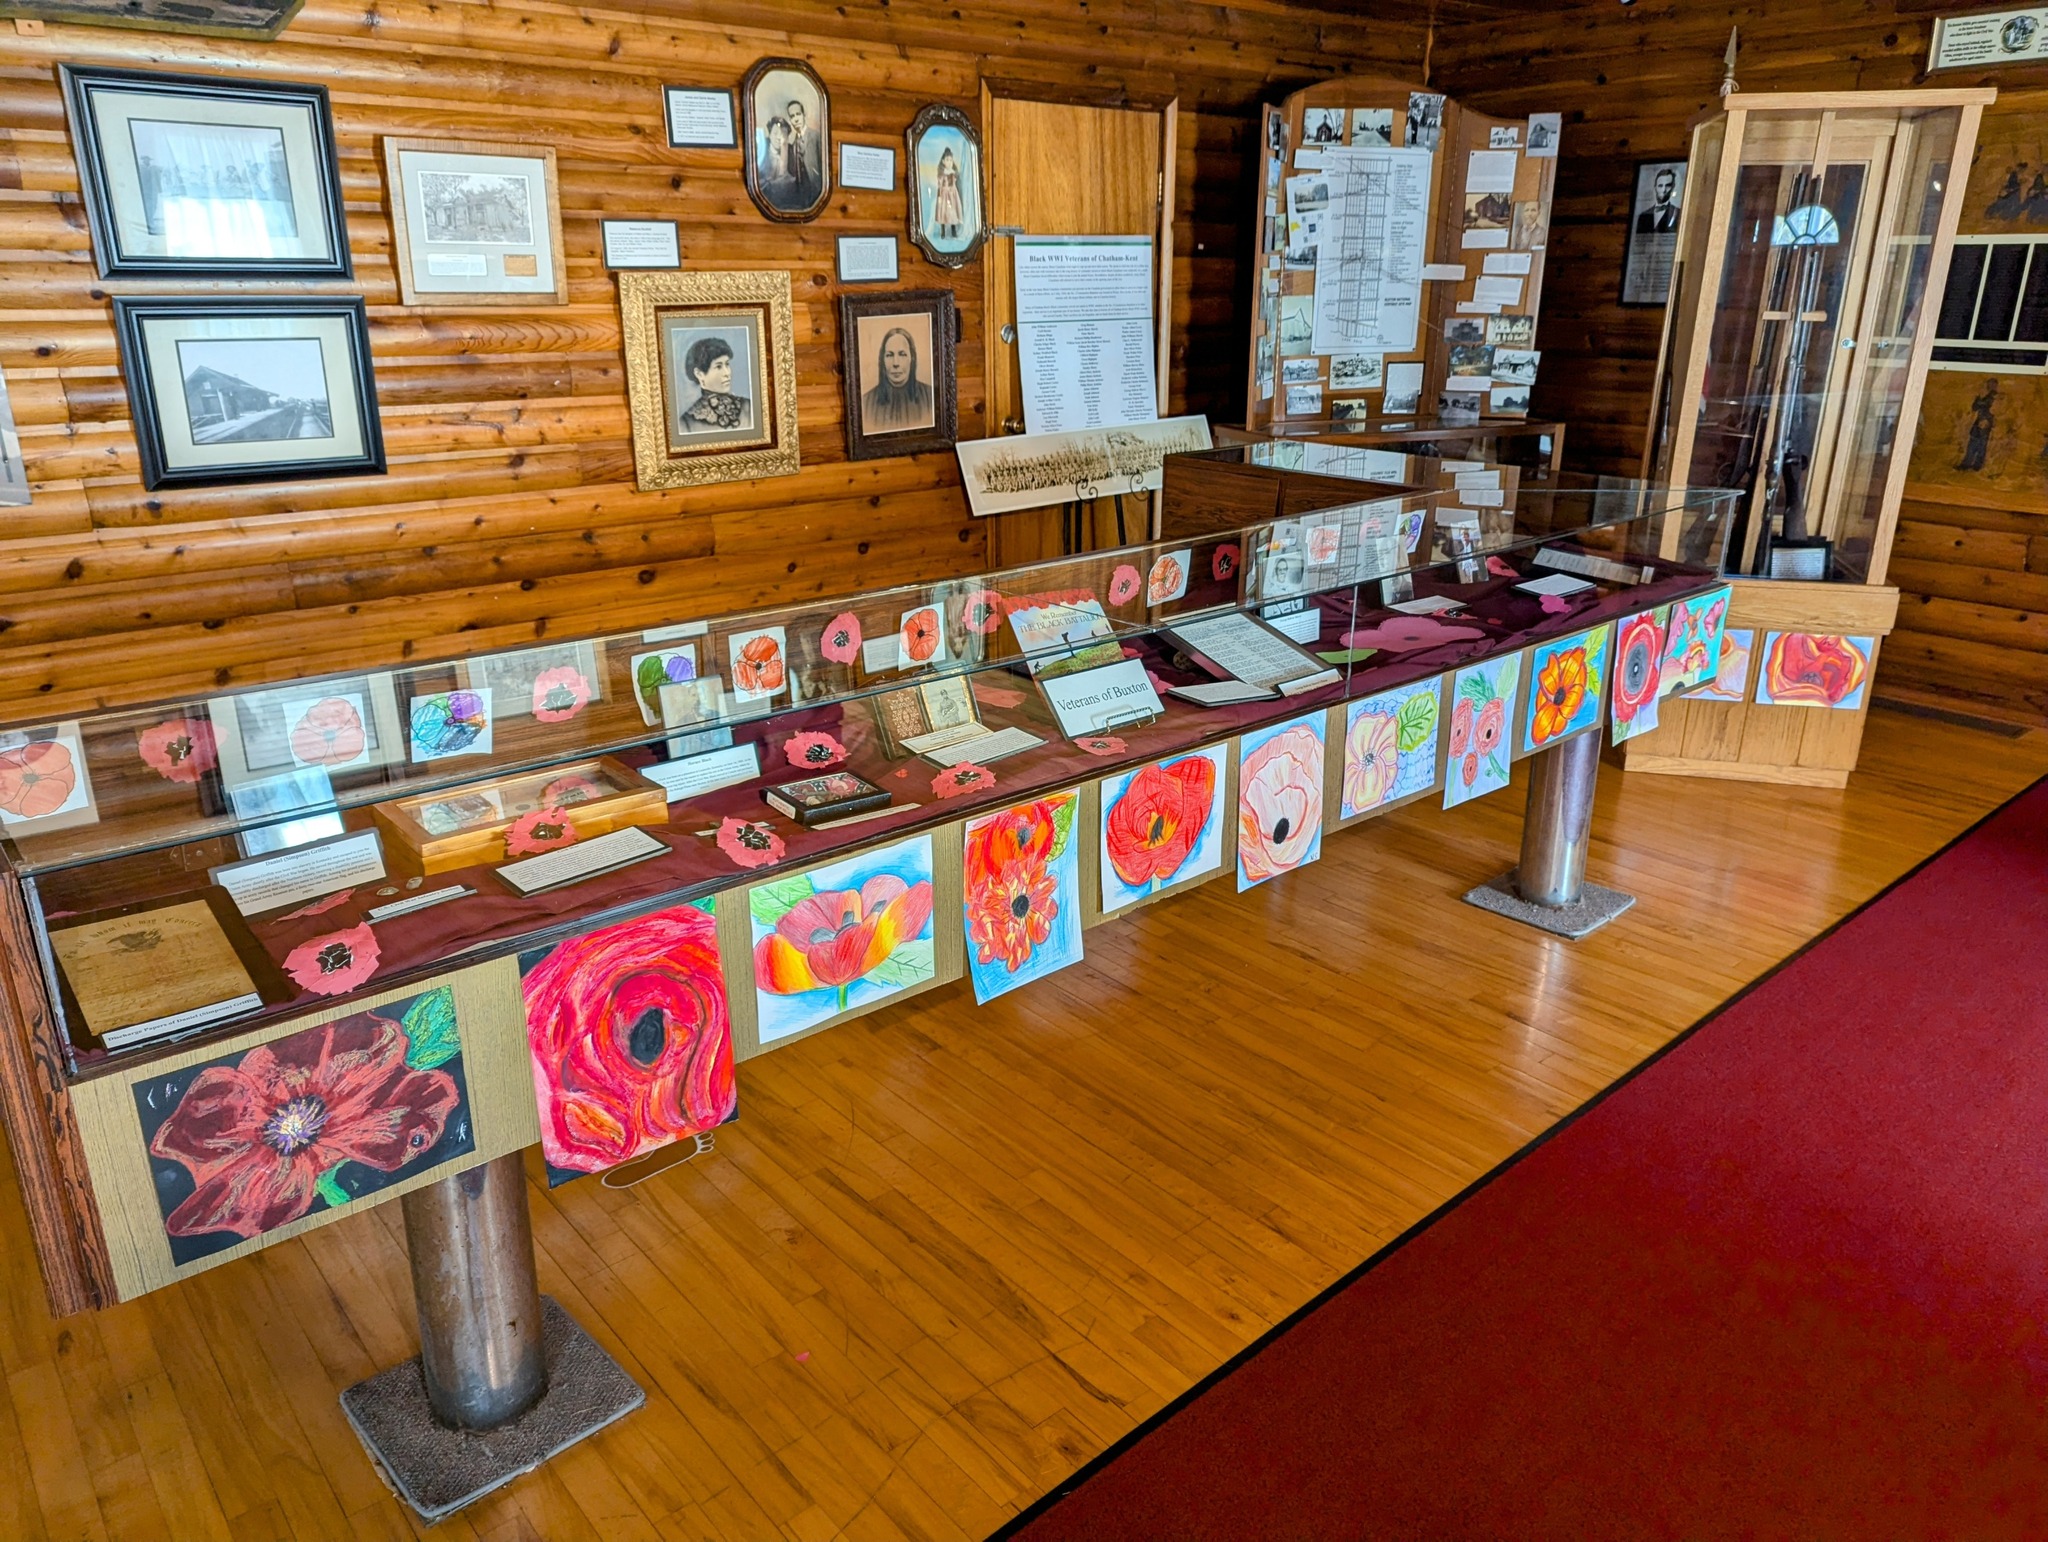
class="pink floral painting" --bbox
[1443,654,1521,810]
[1237,714,1325,890]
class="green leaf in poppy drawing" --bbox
[1395,689,1439,753]
[315,1166,351,1210]
[400,985,460,1070]
[864,938,936,990]
[1048,793,1077,859]
[750,873,816,927]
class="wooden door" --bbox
[981,84,1177,566]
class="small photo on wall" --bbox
[1755,633,1874,710]
[1238,713,1325,890]
[1302,107,1345,144]
[1351,107,1393,147]
[742,57,830,222]
[383,137,567,306]
[964,792,1083,1003]
[840,290,959,460]
[1099,744,1226,914]
[906,104,985,266]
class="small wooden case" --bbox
[372,756,667,875]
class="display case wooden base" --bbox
[1620,577,1899,788]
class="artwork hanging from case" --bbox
[905,103,985,267]
[741,57,831,223]
[61,65,351,280]
[839,289,959,460]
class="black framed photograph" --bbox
[742,58,831,223]
[112,297,385,490]
[1621,159,1688,307]
[839,289,957,461]
[905,104,985,268]
[60,65,350,281]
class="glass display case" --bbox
[0,461,1734,1312]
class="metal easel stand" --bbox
[1461,727,1636,939]
[339,1152,644,1521]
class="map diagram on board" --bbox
[1311,144,1432,357]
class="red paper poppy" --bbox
[784,731,848,769]
[960,589,1005,634]
[1076,735,1128,758]
[1486,556,1517,579]
[1213,544,1241,583]
[280,890,356,921]
[1105,755,1217,890]
[148,1009,460,1240]
[714,817,785,869]
[505,806,580,856]
[932,762,995,799]
[820,612,862,665]
[974,683,1026,710]
[137,717,217,784]
[1108,565,1142,605]
[900,607,941,663]
[0,739,78,820]
[963,800,1063,972]
[288,698,366,767]
[283,923,382,997]
[734,634,786,694]
[530,667,592,723]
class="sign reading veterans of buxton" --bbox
[1929,8,2048,68]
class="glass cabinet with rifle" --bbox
[1632,88,1991,787]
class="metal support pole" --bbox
[402,1152,546,1430]
[1462,729,1636,938]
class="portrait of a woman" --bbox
[859,322,935,435]
[674,334,754,437]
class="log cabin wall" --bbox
[1432,1,2048,729]
[0,0,1428,719]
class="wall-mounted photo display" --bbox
[663,85,737,148]
[905,104,985,267]
[742,58,831,223]
[619,269,799,488]
[60,65,350,280]
[111,297,385,491]
[839,289,958,461]
[381,137,566,306]
[0,366,27,507]
[1622,159,1688,306]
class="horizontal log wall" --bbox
[1434,0,2048,728]
[0,0,1427,717]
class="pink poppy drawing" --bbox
[283,923,382,997]
[505,807,580,856]
[1340,615,1487,653]
[1076,735,1127,758]
[1238,725,1323,884]
[148,1010,461,1240]
[960,589,1005,634]
[1342,711,1399,813]
[715,818,785,869]
[1109,565,1142,605]
[932,762,995,799]
[530,667,592,723]
[287,699,365,767]
[784,731,848,769]
[820,613,862,665]
[1449,697,1473,758]
[1486,556,1518,579]
[137,717,217,784]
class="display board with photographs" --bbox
[839,290,959,460]
[382,137,567,306]
[741,57,831,223]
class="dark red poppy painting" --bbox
[133,984,473,1267]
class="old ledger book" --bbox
[50,898,263,1048]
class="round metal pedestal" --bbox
[1463,730,1635,937]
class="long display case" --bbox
[0,461,1734,1315]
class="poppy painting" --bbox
[0,721,97,836]
[751,833,936,1043]
[1609,606,1669,746]
[1661,585,1731,694]
[1694,628,1754,704]
[728,625,789,704]
[521,901,736,1184]
[1098,744,1226,915]
[1521,624,1610,754]
[1755,632,1874,711]
[1341,677,1441,820]
[1443,653,1521,810]
[897,604,945,669]
[964,792,1083,1003]
[282,694,371,771]
[133,984,473,1267]
[1237,714,1325,891]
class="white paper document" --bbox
[1390,595,1467,615]
[1484,251,1533,275]
[1516,572,1596,596]
[911,724,1046,765]
[498,826,667,896]
[1309,144,1433,356]
[1465,150,1519,194]
[211,830,386,918]
[1473,276,1524,308]
[1013,236,1159,433]
[1421,263,1468,281]
[643,742,761,801]
[1169,612,1327,693]
[1169,679,1276,706]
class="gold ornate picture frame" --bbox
[619,269,800,489]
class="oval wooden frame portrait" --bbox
[904,103,986,268]
[741,57,833,224]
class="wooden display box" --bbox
[372,756,667,874]
[1620,578,1899,788]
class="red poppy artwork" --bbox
[897,605,944,668]
[729,628,788,701]
[1212,544,1241,583]
[137,717,217,784]
[504,806,580,857]
[1100,746,1224,909]
[1755,632,1874,711]
[1237,718,1325,889]
[0,733,84,825]
[960,589,1005,635]
[715,817,785,870]
[1108,565,1142,606]
[136,986,470,1265]
[283,923,381,997]
[287,696,368,767]
[820,612,862,665]
[932,761,995,799]
[784,731,848,769]
[530,667,592,723]
[521,901,736,1179]
[1610,606,1669,745]
[963,792,1083,1003]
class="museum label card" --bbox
[211,829,386,918]
[836,235,900,283]
[1038,658,1163,737]
[1466,149,1518,194]
[839,142,896,190]
[367,886,472,923]
[498,826,667,896]
[1421,263,1468,281]
[910,724,1046,764]
[665,86,736,147]
[1013,235,1159,433]
[601,220,680,269]
[1168,679,1276,706]
[1484,251,1534,275]
[1930,9,2048,68]
[1516,572,1596,597]
[1390,595,1467,614]
[643,742,761,801]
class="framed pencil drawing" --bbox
[382,137,567,306]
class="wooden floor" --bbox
[2,706,2043,1542]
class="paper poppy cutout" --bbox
[932,762,995,799]
[280,890,356,921]
[1109,565,1142,605]
[137,717,217,784]
[288,698,365,767]
[784,731,849,769]
[900,607,942,664]
[284,923,381,996]
[531,667,592,723]
[820,613,862,665]
[973,683,1026,709]
[1539,593,1573,615]
[961,589,1004,634]
[1213,544,1241,582]
[1339,615,1487,653]
[1076,735,1127,758]
[0,740,77,819]
[715,817,785,869]
[505,806,580,856]
[1486,556,1518,579]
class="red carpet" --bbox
[1000,778,2048,1541]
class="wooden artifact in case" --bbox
[372,756,666,873]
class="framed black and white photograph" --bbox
[60,65,349,280]
[0,367,27,507]
[664,85,737,148]
[112,297,385,490]
[383,137,566,306]
[905,104,984,268]
[742,58,831,223]
[839,290,957,461]
[1622,159,1688,306]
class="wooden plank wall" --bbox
[1433,0,2048,728]
[0,0,1428,718]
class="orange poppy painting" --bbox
[1521,624,1610,753]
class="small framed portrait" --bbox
[742,57,831,223]
[60,65,350,280]
[905,104,985,267]
[619,269,799,489]
[382,137,567,306]
[839,290,958,460]
[111,296,385,491]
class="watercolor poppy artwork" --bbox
[1521,623,1610,754]
[282,694,371,771]
[1694,627,1755,704]
[1146,548,1191,606]
[0,722,96,834]
[729,626,789,703]
[1662,584,1731,693]
[408,690,493,764]
[1443,652,1521,810]
[751,833,937,1044]
[1099,743,1226,914]
[1755,632,1875,710]
[820,612,862,666]
[133,984,473,1266]
[529,667,592,724]
[964,791,1083,1004]
[1609,605,1669,745]
[897,604,946,670]
[1341,676,1441,820]
[520,900,736,1185]
[1237,714,1325,891]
